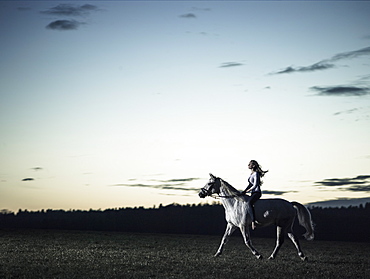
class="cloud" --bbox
[22,178,34,181]
[357,74,370,83]
[263,190,292,196]
[274,62,335,74]
[314,175,370,192]
[31,167,43,171]
[112,183,200,192]
[112,177,290,197]
[153,178,200,183]
[310,86,370,96]
[161,185,200,191]
[346,185,370,192]
[41,4,99,16]
[219,62,244,68]
[111,177,201,192]
[333,108,358,116]
[179,13,196,19]
[330,46,370,61]
[114,183,184,188]
[191,7,211,12]
[46,20,84,31]
[271,46,370,75]
[42,4,99,31]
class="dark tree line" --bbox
[1,203,369,242]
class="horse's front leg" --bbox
[240,225,262,259]
[214,223,236,257]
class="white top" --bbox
[247,172,261,193]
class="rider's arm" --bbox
[241,175,254,194]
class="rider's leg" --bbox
[249,192,261,229]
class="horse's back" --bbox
[254,198,296,224]
[257,198,292,207]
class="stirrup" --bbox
[251,221,260,230]
[251,222,257,230]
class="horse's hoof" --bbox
[214,252,222,257]
[256,254,263,260]
[301,256,308,262]
[268,256,275,260]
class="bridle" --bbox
[199,179,217,197]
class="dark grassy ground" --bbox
[0,230,369,278]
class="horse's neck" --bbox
[219,186,248,225]
[219,187,237,208]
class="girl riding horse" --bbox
[241,160,268,230]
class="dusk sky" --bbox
[1,1,370,212]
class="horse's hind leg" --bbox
[214,223,236,257]
[268,226,285,260]
[240,225,262,259]
[287,230,307,261]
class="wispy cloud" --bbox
[191,7,211,12]
[22,178,35,181]
[271,46,370,74]
[111,177,201,192]
[314,175,370,192]
[219,62,244,68]
[333,108,358,116]
[46,20,84,31]
[42,4,100,31]
[357,74,370,83]
[330,46,370,61]
[179,7,210,20]
[263,190,292,196]
[152,178,200,183]
[346,185,370,192]
[113,177,292,197]
[179,13,196,19]
[310,86,370,97]
[273,62,335,74]
[112,183,200,192]
[41,4,99,17]
[31,167,43,171]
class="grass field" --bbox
[0,230,369,278]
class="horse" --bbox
[198,173,314,261]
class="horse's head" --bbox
[199,173,222,198]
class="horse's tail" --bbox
[291,201,314,240]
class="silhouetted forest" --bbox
[1,203,369,242]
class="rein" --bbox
[201,189,237,199]
[215,193,241,199]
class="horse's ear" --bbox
[209,173,216,179]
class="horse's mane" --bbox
[219,178,246,202]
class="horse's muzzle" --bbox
[198,188,207,198]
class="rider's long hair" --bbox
[250,160,268,178]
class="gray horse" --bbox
[199,174,314,260]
